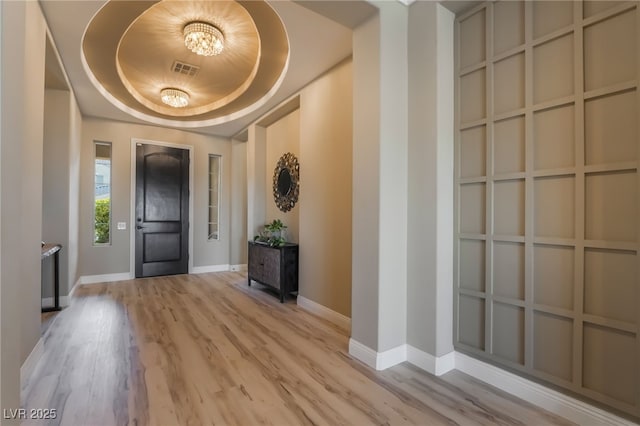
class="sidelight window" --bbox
[208,154,221,240]
[93,142,111,245]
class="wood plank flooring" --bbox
[22,272,575,425]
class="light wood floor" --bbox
[23,272,575,426]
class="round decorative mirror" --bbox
[273,152,299,212]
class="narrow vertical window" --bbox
[94,142,112,245]
[208,154,221,240]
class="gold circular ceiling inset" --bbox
[81,0,289,127]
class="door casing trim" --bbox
[130,138,195,276]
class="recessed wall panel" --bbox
[534,104,575,170]
[493,242,524,300]
[583,324,637,404]
[493,303,524,364]
[534,176,575,238]
[534,312,573,381]
[460,125,486,178]
[533,1,573,39]
[461,69,487,124]
[534,34,574,104]
[460,9,486,69]
[584,1,624,19]
[494,179,524,236]
[584,10,637,91]
[460,239,486,292]
[585,90,638,166]
[460,183,486,234]
[585,171,638,242]
[494,116,525,174]
[459,295,485,350]
[584,248,637,324]
[534,245,574,310]
[493,1,524,55]
[494,53,525,114]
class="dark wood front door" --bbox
[135,143,189,278]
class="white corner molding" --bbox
[376,345,408,370]
[191,264,231,274]
[349,340,457,373]
[396,0,416,5]
[454,352,636,426]
[407,345,455,376]
[79,272,133,285]
[21,338,44,389]
[297,295,351,332]
[230,264,247,272]
[348,339,407,371]
[348,339,379,370]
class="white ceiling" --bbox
[39,0,478,138]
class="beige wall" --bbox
[246,60,353,318]
[230,140,248,266]
[1,0,47,415]
[265,110,300,243]
[68,89,83,289]
[407,2,455,358]
[79,119,233,276]
[43,89,71,297]
[299,60,352,317]
[352,14,381,349]
[351,2,410,352]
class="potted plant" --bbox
[254,219,288,247]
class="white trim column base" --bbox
[407,345,455,376]
[348,339,455,375]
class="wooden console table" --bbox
[248,241,298,302]
[41,243,62,312]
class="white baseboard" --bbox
[40,296,70,308]
[348,340,456,374]
[377,344,407,370]
[348,339,379,369]
[79,272,132,285]
[348,344,633,424]
[230,264,247,272]
[407,345,455,376]
[20,338,44,389]
[297,295,351,332]
[192,264,230,274]
[454,352,636,426]
[348,339,407,371]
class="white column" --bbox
[407,1,455,370]
[351,1,409,367]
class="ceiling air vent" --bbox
[172,61,200,77]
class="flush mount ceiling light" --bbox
[183,21,224,56]
[161,88,189,108]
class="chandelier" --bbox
[160,88,189,108]
[183,22,224,56]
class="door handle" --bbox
[136,225,146,230]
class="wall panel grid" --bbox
[454,1,640,418]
